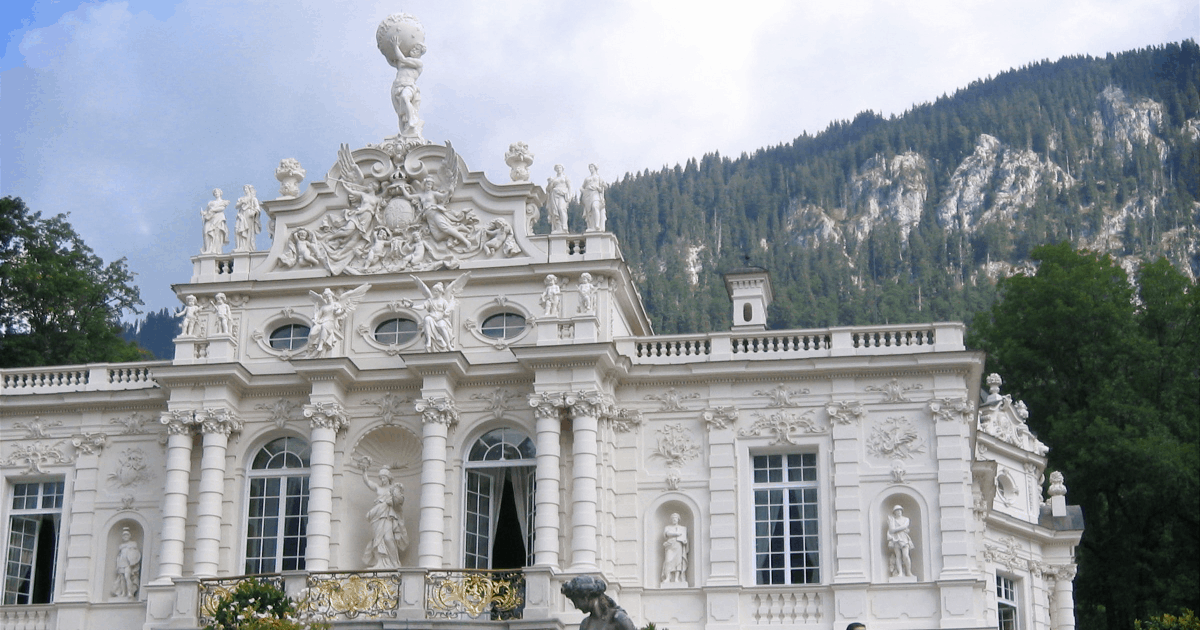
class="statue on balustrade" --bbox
[201,188,229,254]
[361,466,408,569]
[561,575,636,630]
[234,184,262,252]
[175,295,202,337]
[581,163,607,232]
[546,164,571,234]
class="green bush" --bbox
[1136,610,1200,630]
[206,578,326,630]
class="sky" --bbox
[2,0,1197,317]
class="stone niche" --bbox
[105,518,146,602]
[877,493,924,583]
[651,500,696,589]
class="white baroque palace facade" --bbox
[0,15,1082,630]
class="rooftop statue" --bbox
[233,185,262,252]
[377,14,427,143]
[201,189,229,254]
[547,164,571,234]
[581,163,607,232]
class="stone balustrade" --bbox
[0,361,166,395]
[619,322,965,364]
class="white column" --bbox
[567,391,606,570]
[155,411,196,582]
[194,409,241,577]
[1053,565,1078,630]
[529,394,563,567]
[304,402,348,572]
[415,397,457,569]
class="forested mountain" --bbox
[604,41,1199,334]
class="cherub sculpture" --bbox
[540,274,564,318]
[577,272,597,314]
[407,273,469,352]
[211,293,233,335]
[175,295,202,337]
[305,284,371,357]
[280,227,328,269]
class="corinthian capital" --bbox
[415,396,459,427]
[826,401,865,425]
[527,392,566,420]
[564,390,613,419]
[928,397,975,423]
[196,408,244,436]
[304,401,349,432]
[160,410,197,436]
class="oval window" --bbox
[269,324,310,350]
[743,303,754,323]
[375,318,419,345]
[480,313,526,339]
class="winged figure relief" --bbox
[408,272,469,352]
[305,283,371,357]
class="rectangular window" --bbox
[4,480,64,605]
[245,475,308,574]
[997,574,1019,630]
[752,453,820,585]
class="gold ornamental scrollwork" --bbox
[425,569,525,620]
[301,571,401,620]
[197,575,285,628]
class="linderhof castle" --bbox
[0,13,1083,630]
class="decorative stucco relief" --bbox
[700,406,738,431]
[255,399,305,429]
[364,393,411,426]
[471,389,516,420]
[4,441,72,474]
[70,432,109,456]
[109,412,154,435]
[866,378,922,402]
[928,397,975,423]
[739,410,826,444]
[826,401,866,425]
[108,448,152,489]
[14,417,61,439]
[867,417,926,460]
[652,424,701,469]
[645,388,700,412]
[753,385,810,407]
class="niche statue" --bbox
[111,528,141,600]
[561,576,636,630]
[887,505,915,579]
[661,513,689,587]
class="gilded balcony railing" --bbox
[424,569,525,620]
[300,571,401,620]
[197,575,285,627]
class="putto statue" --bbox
[175,295,202,338]
[546,164,571,234]
[540,274,563,318]
[577,272,597,314]
[407,273,470,352]
[581,163,607,232]
[234,185,262,252]
[201,189,229,254]
[361,465,408,570]
[211,293,233,335]
[561,576,636,630]
[305,284,371,357]
[377,14,427,142]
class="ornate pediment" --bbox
[260,142,534,279]
[977,373,1048,455]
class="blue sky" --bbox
[2,0,1197,316]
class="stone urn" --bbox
[275,158,306,199]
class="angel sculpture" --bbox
[305,284,371,357]
[329,144,386,252]
[388,143,474,250]
[408,273,469,352]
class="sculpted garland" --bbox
[278,143,521,276]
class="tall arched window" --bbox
[463,428,535,569]
[245,437,310,574]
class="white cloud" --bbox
[1,0,1195,314]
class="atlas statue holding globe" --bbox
[377,13,428,142]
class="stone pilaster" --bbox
[193,408,242,577]
[529,393,564,568]
[304,401,349,571]
[59,433,107,600]
[415,396,458,568]
[932,399,975,579]
[706,409,739,586]
[154,410,197,582]
[827,400,868,582]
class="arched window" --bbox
[463,428,535,569]
[245,437,310,574]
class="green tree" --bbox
[0,197,144,367]
[968,243,1199,630]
